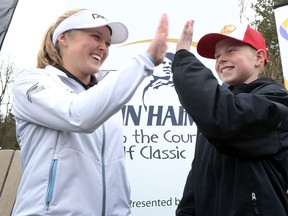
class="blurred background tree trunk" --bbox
[0,58,18,149]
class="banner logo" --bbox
[279,18,288,41]
[142,52,174,110]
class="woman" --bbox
[12,9,168,216]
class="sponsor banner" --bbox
[274,3,288,89]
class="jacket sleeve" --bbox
[172,49,288,157]
[12,53,154,133]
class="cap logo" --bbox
[92,13,108,21]
[220,24,236,35]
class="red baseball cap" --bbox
[196,24,268,64]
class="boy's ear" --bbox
[256,49,266,66]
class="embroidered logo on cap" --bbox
[220,24,236,35]
[92,13,108,21]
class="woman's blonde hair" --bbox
[36,9,86,68]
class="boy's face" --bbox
[214,38,260,86]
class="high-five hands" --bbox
[176,20,194,52]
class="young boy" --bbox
[173,20,288,215]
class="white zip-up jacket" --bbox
[11,53,153,216]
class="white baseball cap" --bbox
[52,10,129,45]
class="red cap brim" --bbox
[196,33,241,59]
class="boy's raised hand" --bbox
[176,20,194,52]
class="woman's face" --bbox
[59,26,111,84]
[214,38,260,86]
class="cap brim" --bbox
[52,10,129,45]
[197,33,236,59]
[108,22,129,44]
[79,21,128,44]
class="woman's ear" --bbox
[57,33,68,47]
[256,49,266,66]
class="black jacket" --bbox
[172,50,288,216]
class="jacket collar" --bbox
[228,77,275,94]
[55,65,97,90]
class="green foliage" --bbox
[0,58,18,149]
[251,0,286,85]
[0,112,18,149]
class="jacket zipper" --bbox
[45,159,58,210]
[101,124,106,216]
[251,192,259,215]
